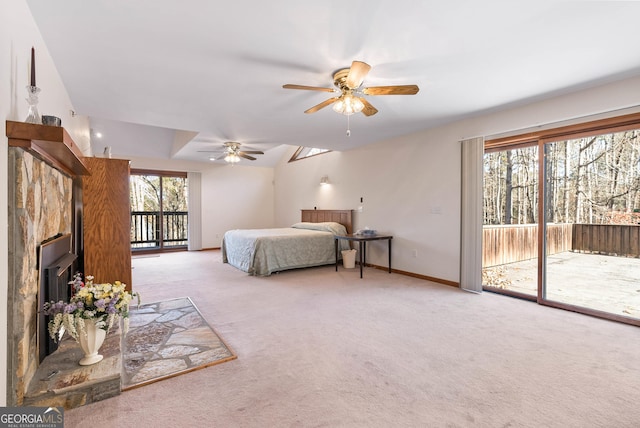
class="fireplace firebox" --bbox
[38,234,77,363]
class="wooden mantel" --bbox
[6,120,89,176]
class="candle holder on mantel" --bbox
[25,85,42,124]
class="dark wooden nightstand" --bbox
[334,234,393,278]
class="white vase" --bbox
[77,319,106,365]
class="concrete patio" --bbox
[483,251,640,319]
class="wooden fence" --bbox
[484,223,640,267]
[573,224,640,257]
[483,223,572,267]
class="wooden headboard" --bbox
[301,209,353,235]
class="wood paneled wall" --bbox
[82,157,132,290]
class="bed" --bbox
[222,209,353,276]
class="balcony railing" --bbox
[131,211,188,249]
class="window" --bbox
[288,147,331,162]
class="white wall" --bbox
[200,165,275,247]
[127,156,275,249]
[274,75,640,284]
[274,130,461,281]
[1,0,91,406]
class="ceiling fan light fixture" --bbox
[283,60,418,118]
[198,141,263,162]
[224,153,241,163]
[332,94,364,116]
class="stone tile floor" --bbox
[22,297,235,409]
[122,297,236,389]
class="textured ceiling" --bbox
[27,0,640,166]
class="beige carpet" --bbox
[65,251,640,427]
[122,296,236,390]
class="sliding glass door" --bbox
[482,145,539,299]
[543,131,640,321]
[484,113,640,326]
[130,170,188,252]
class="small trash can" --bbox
[341,249,357,269]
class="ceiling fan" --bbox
[283,60,419,117]
[197,142,264,163]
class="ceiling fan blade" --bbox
[238,153,257,161]
[283,84,335,92]
[241,150,264,155]
[360,98,378,116]
[346,61,371,89]
[362,85,420,95]
[304,97,339,114]
[197,150,224,153]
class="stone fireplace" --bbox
[6,121,128,409]
[7,147,74,405]
[7,121,123,409]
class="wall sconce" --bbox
[320,175,330,185]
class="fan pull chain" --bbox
[346,115,351,137]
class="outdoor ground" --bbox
[484,251,640,319]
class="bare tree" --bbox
[484,128,640,226]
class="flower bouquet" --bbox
[42,273,140,343]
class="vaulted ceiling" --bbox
[27,0,640,166]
